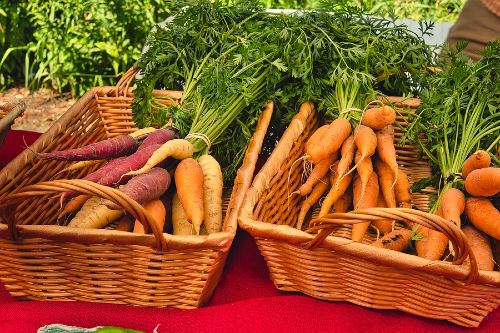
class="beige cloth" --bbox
[445,0,500,61]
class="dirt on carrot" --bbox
[372,228,411,252]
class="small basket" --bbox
[0,99,26,149]
[239,97,500,327]
[0,68,272,308]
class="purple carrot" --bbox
[39,135,138,161]
[84,156,128,183]
[138,128,176,150]
[61,143,162,201]
[97,143,162,186]
[103,168,171,210]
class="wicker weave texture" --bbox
[239,98,500,327]
[256,239,498,327]
[0,85,271,308]
[0,201,229,309]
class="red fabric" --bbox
[0,130,41,170]
[1,130,499,332]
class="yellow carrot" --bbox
[198,155,223,234]
[67,197,123,229]
[172,193,196,235]
[124,139,194,177]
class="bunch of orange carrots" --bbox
[296,101,410,242]
[297,101,500,271]
[413,152,499,271]
[44,128,224,236]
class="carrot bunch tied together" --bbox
[296,86,499,271]
[43,125,226,237]
[402,44,500,267]
[294,98,403,244]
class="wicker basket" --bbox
[239,97,500,327]
[0,69,272,309]
[0,99,26,149]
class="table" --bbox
[1,130,498,332]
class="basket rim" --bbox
[0,86,272,252]
[0,223,234,251]
[238,96,500,288]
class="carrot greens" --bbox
[133,1,434,182]
[406,42,500,211]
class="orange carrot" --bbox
[465,197,500,240]
[414,226,430,257]
[394,168,412,206]
[174,158,205,234]
[319,163,353,217]
[440,188,465,255]
[352,172,379,242]
[304,124,329,158]
[335,135,355,185]
[375,159,396,209]
[353,151,373,206]
[416,206,448,260]
[361,105,396,130]
[462,225,494,271]
[294,153,337,196]
[346,125,377,177]
[400,201,412,209]
[133,218,146,234]
[440,188,465,228]
[376,125,398,185]
[462,150,491,178]
[133,199,166,234]
[372,195,392,234]
[306,118,351,164]
[334,187,352,213]
[372,229,411,252]
[297,176,330,230]
[59,194,91,217]
[465,167,500,197]
[394,168,413,228]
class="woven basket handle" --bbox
[307,207,479,284]
[0,179,167,251]
[0,99,26,132]
[115,65,140,96]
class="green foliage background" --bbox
[0,0,465,96]
[0,0,176,95]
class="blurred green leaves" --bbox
[0,0,175,95]
[0,0,465,96]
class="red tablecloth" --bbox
[1,130,498,332]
